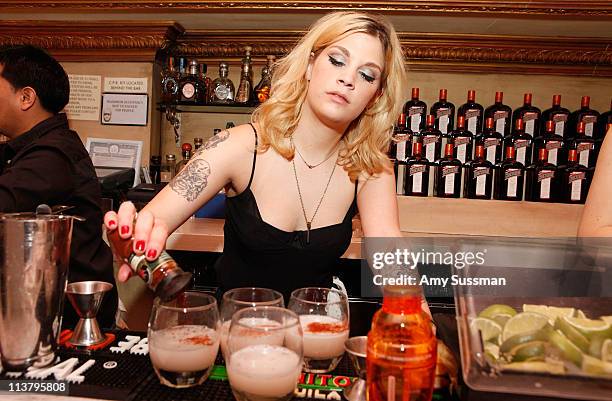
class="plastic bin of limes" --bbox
[470,304,612,377]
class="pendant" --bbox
[306,221,311,244]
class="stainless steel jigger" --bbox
[344,336,367,401]
[65,281,113,346]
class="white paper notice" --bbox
[104,77,148,94]
[86,138,143,186]
[101,93,148,126]
[65,75,101,121]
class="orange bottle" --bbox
[367,286,437,401]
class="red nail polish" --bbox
[108,220,116,228]
[147,249,157,259]
[135,240,145,252]
[120,225,129,235]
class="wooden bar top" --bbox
[166,198,583,259]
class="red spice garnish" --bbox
[306,322,347,334]
[182,335,213,346]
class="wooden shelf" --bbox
[159,104,255,114]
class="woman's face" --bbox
[305,32,384,131]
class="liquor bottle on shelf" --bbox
[533,120,565,166]
[235,47,254,105]
[198,63,212,105]
[506,118,533,167]
[210,61,235,104]
[558,149,591,204]
[160,154,177,184]
[595,100,611,157]
[177,57,187,79]
[494,146,525,201]
[403,87,427,133]
[367,286,436,401]
[389,113,411,161]
[431,88,455,135]
[485,91,513,138]
[405,142,430,197]
[434,142,462,198]
[457,90,484,136]
[179,59,206,104]
[194,137,203,152]
[463,144,493,199]
[513,93,542,139]
[175,143,193,174]
[573,121,596,168]
[419,114,441,164]
[253,55,275,105]
[568,96,600,140]
[541,94,570,138]
[161,56,180,104]
[525,148,557,203]
[450,115,473,164]
[149,155,162,185]
[476,117,504,165]
[391,114,411,195]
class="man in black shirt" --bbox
[0,45,117,328]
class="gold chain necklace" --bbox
[291,137,340,169]
[291,157,337,244]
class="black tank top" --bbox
[215,123,358,300]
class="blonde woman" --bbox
[105,12,408,298]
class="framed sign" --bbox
[85,137,143,186]
[101,93,148,126]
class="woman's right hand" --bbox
[104,201,170,283]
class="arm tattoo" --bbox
[169,159,211,202]
[194,129,230,157]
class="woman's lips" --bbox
[327,92,349,104]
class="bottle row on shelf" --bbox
[402,89,610,144]
[160,47,275,107]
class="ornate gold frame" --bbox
[0,22,610,76]
[0,1,610,16]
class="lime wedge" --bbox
[589,334,606,358]
[581,354,612,377]
[602,339,612,363]
[502,312,550,342]
[500,328,551,354]
[491,313,513,328]
[564,316,611,339]
[501,361,565,375]
[523,304,575,324]
[479,304,518,320]
[549,329,583,366]
[554,317,590,353]
[509,341,546,362]
[470,317,503,343]
[484,342,500,360]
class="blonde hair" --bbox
[251,12,407,181]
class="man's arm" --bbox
[0,148,74,212]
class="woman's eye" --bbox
[328,55,344,67]
[360,72,375,83]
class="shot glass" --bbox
[219,287,284,359]
[148,291,220,388]
[226,306,303,401]
[288,287,349,373]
